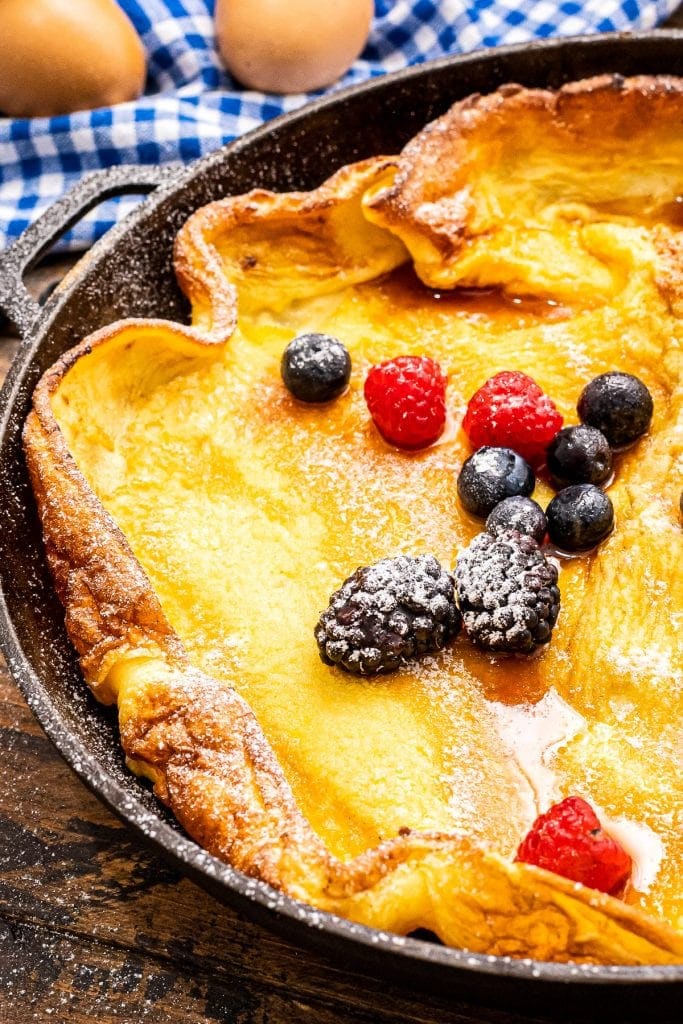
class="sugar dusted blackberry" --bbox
[455,530,560,653]
[315,554,461,675]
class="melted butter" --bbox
[487,689,586,821]
[377,264,573,323]
[485,684,668,895]
[599,814,665,894]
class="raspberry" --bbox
[515,796,632,896]
[364,356,447,450]
[463,371,563,468]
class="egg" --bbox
[215,0,373,94]
[0,0,146,118]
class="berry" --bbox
[281,333,351,403]
[486,496,547,544]
[546,424,613,487]
[364,356,447,449]
[546,484,614,551]
[454,530,560,653]
[462,371,563,468]
[515,795,632,896]
[577,371,653,448]
[457,446,534,518]
[315,554,461,675]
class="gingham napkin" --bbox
[0,0,679,252]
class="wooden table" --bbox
[3,14,683,1012]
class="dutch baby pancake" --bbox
[23,74,683,964]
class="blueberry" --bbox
[457,446,534,518]
[546,424,612,487]
[281,333,351,403]
[486,496,548,543]
[546,484,614,551]
[577,372,653,448]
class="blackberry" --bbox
[457,446,535,518]
[546,484,614,551]
[455,530,560,653]
[486,496,547,544]
[546,424,612,487]
[577,372,653,448]
[315,554,461,675]
[281,332,351,402]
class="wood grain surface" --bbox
[2,18,683,1015]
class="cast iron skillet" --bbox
[1,32,682,1020]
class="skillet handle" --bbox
[0,164,179,338]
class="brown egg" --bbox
[215,0,373,94]
[0,0,146,117]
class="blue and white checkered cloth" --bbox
[0,0,679,251]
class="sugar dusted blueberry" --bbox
[577,371,653,448]
[546,424,612,487]
[546,484,614,551]
[486,496,547,544]
[281,332,351,403]
[457,446,534,518]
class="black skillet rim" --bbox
[1,29,682,1003]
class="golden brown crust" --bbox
[654,227,683,316]
[364,75,683,300]
[174,156,408,320]
[22,81,683,964]
[23,409,185,699]
[23,314,236,699]
[115,658,683,963]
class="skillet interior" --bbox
[1,32,683,1016]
